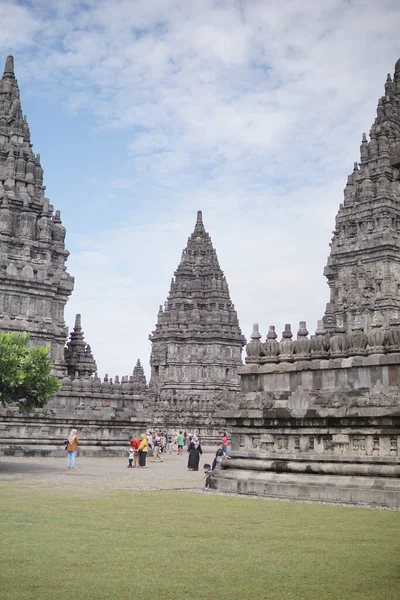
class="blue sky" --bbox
[1,0,400,378]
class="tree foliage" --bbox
[0,332,61,413]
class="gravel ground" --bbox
[1,454,398,509]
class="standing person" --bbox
[222,432,228,455]
[66,428,79,469]
[131,436,141,468]
[167,434,173,455]
[138,434,148,468]
[127,447,134,468]
[152,435,163,462]
[147,432,154,451]
[177,431,184,455]
[172,433,178,453]
[187,436,202,471]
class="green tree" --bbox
[0,332,61,413]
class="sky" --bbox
[0,0,399,379]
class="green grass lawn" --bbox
[0,488,399,600]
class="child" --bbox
[127,447,135,468]
[203,463,213,488]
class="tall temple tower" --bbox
[323,58,400,334]
[0,56,74,374]
[149,210,245,416]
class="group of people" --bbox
[65,427,228,485]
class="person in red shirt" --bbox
[130,436,141,468]
[222,433,228,455]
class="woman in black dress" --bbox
[187,436,202,471]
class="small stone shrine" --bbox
[0,57,147,455]
[212,59,400,507]
[149,211,246,444]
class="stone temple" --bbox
[149,210,246,441]
[0,53,400,507]
[0,56,148,455]
[212,58,400,507]
[323,61,400,335]
[0,56,73,376]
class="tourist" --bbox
[187,435,202,471]
[138,434,148,468]
[131,436,141,468]
[177,430,184,455]
[147,431,154,450]
[66,428,79,469]
[222,432,228,455]
[212,448,224,471]
[152,434,163,462]
[160,432,167,453]
[203,450,224,487]
[167,434,173,454]
[203,463,212,488]
[172,433,178,453]
[127,447,134,468]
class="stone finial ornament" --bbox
[279,324,294,362]
[311,320,330,359]
[3,55,14,79]
[246,324,264,363]
[264,325,279,363]
[293,321,310,360]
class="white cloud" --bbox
[2,0,400,377]
[0,2,39,48]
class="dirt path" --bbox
[0,452,215,497]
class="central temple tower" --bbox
[323,58,400,334]
[149,211,245,428]
[0,56,74,375]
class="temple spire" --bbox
[149,209,245,411]
[193,209,206,236]
[323,56,400,334]
[131,359,147,393]
[2,55,15,79]
[64,314,97,378]
[0,55,74,376]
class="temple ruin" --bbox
[212,58,400,507]
[0,57,147,455]
[149,210,246,442]
[0,55,73,377]
[0,52,399,505]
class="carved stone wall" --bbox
[212,319,400,506]
[0,379,148,457]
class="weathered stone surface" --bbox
[148,210,246,439]
[0,56,74,375]
[0,57,148,456]
[323,58,400,334]
[212,59,400,507]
